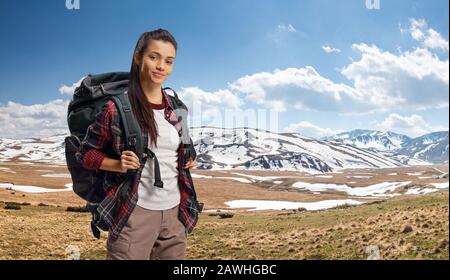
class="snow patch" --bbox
[431,182,449,189]
[0,183,73,193]
[225,199,363,211]
[41,173,71,178]
[292,181,411,197]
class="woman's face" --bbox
[135,39,176,85]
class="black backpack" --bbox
[64,72,197,238]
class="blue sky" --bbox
[0,0,448,139]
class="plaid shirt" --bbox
[77,90,199,240]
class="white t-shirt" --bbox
[137,102,181,210]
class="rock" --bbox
[438,240,448,249]
[4,204,21,210]
[218,213,234,219]
[402,225,413,234]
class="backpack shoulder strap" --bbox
[109,93,147,201]
[163,87,196,161]
[110,93,143,162]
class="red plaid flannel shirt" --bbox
[77,90,199,239]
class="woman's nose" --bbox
[156,62,164,71]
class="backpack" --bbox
[64,72,197,238]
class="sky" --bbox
[0,0,448,139]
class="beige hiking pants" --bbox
[106,204,187,260]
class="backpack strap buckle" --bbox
[128,135,137,148]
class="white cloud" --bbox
[229,66,368,113]
[59,76,85,95]
[178,86,242,109]
[230,40,448,113]
[408,18,449,51]
[341,43,449,110]
[283,121,341,139]
[244,19,449,114]
[0,100,70,139]
[232,19,449,114]
[376,113,448,137]
[322,44,341,53]
[177,86,244,128]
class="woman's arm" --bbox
[98,157,123,173]
[99,151,140,173]
[78,100,140,173]
[78,101,117,171]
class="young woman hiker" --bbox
[79,28,199,260]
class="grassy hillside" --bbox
[0,192,448,260]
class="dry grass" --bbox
[0,192,447,260]
[0,162,448,260]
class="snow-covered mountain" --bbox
[0,127,446,173]
[396,131,449,164]
[190,127,404,172]
[0,128,404,173]
[323,129,411,151]
[324,129,448,164]
[0,134,66,164]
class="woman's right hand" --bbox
[119,150,140,173]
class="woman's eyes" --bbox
[149,56,173,65]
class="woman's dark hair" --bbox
[128,28,177,148]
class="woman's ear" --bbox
[133,52,140,65]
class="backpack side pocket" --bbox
[65,135,105,203]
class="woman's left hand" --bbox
[184,158,198,169]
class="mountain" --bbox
[396,131,449,164]
[324,129,449,164]
[190,127,405,172]
[323,129,411,151]
[0,134,66,164]
[0,128,407,173]
[1,128,446,173]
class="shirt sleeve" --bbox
[77,101,115,171]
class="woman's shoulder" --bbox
[163,88,188,110]
[97,100,120,125]
[103,92,132,113]
[103,99,119,113]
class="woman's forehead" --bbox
[145,40,176,58]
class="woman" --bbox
[79,28,198,260]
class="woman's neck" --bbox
[140,78,163,104]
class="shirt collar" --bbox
[161,88,174,110]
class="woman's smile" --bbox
[152,71,165,79]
